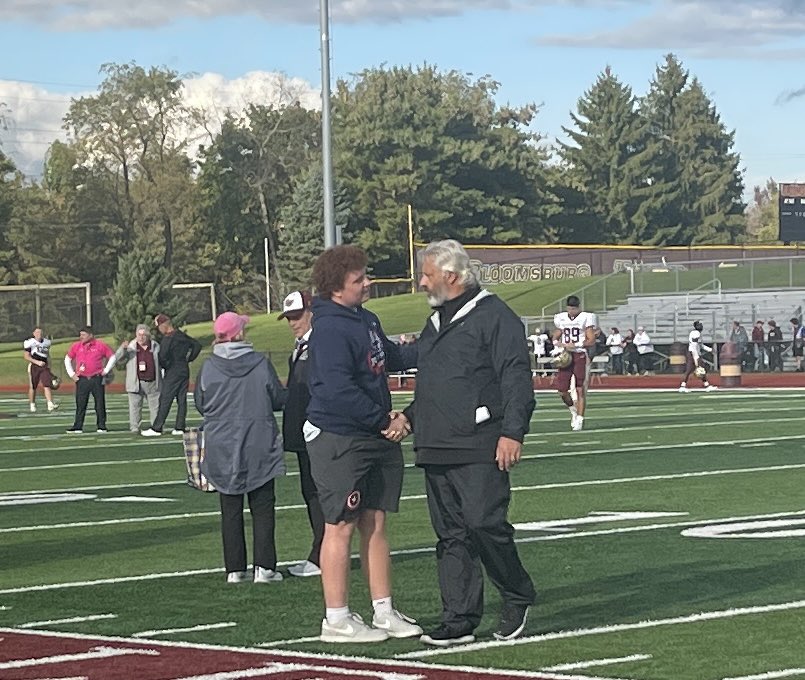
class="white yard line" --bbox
[0,457,182,473]
[0,646,161,669]
[18,614,117,628]
[258,636,322,647]
[542,654,651,671]
[397,599,805,659]
[132,622,237,638]
[2,464,803,536]
[3,508,804,595]
[722,669,805,680]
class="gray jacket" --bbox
[114,339,161,393]
[194,342,287,495]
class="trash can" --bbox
[669,342,686,374]
[719,341,742,388]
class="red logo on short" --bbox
[346,490,361,510]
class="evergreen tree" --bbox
[635,54,745,244]
[276,164,352,295]
[555,67,647,243]
[106,252,185,342]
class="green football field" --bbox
[1,389,804,680]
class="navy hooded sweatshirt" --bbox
[306,297,417,436]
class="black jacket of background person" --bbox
[283,342,310,453]
[404,287,536,466]
[159,329,202,378]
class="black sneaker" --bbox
[420,624,475,647]
[494,603,529,641]
[65,427,83,434]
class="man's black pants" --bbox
[219,479,277,572]
[151,372,189,432]
[72,375,106,430]
[424,462,536,631]
[296,449,325,565]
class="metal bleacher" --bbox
[597,288,805,344]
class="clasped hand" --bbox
[381,411,411,442]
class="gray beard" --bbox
[427,293,446,307]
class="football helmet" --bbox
[552,350,573,369]
[50,374,62,390]
[694,365,706,379]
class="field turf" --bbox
[0,388,803,679]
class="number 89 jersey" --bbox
[553,311,597,352]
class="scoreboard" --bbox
[779,183,805,242]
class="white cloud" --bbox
[0,71,320,178]
[537,1,805,58]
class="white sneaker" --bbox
[47,403,59,412]
[705,384,718,392]
[289,560,321,577]
[320,612,389,643]
[29,403,36,413]
[96,428,108,433]
[372,609,423,638]
[226,570,251,584]
[571,415,584,432]
[141,429,162,437]
[254,566,283,583]
[678,386,690,393]
[171,429,186,435]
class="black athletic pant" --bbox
[296,449,325,565]
[219,479,277,572]
[424,462,536,631]
[72,375,106,430]
[151,371,189,432]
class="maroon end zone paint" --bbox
[0,630,556,680]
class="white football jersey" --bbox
[554,311,596,352]
[23,336,51,362]
[688,330,702,358]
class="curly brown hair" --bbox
[312,245,368,299]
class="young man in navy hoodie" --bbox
[305,245,421,643]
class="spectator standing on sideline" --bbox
[305,244,421,643]
[552,295,596,432]
[402,239,536,647]
[751,320,766,372]
[64,326,117,433]
[729,321,750,371]
[278,290,324,578]
[23,327,58,413]
[790,317,805,372]
[768,320,784,372]
[623,329,639,375]
[194,312,287,584]
[115,324,161,433]
[606,327,624,375]
[142,314,202,436]
[634,327,654,375]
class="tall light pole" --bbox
[320,0,338,248]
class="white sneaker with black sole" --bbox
[320,612,388,643]
[371,609,423,638]
[141,428,162,437]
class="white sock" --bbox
[372,596,393,617]
[326,606,350,625]
[48,401,55,408]
[569,405,579,417]
[703,381,710,387]
[680,382,686,387]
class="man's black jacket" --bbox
[404,289,535,466]
[159,329,202,378]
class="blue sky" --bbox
[1,0,804,201]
